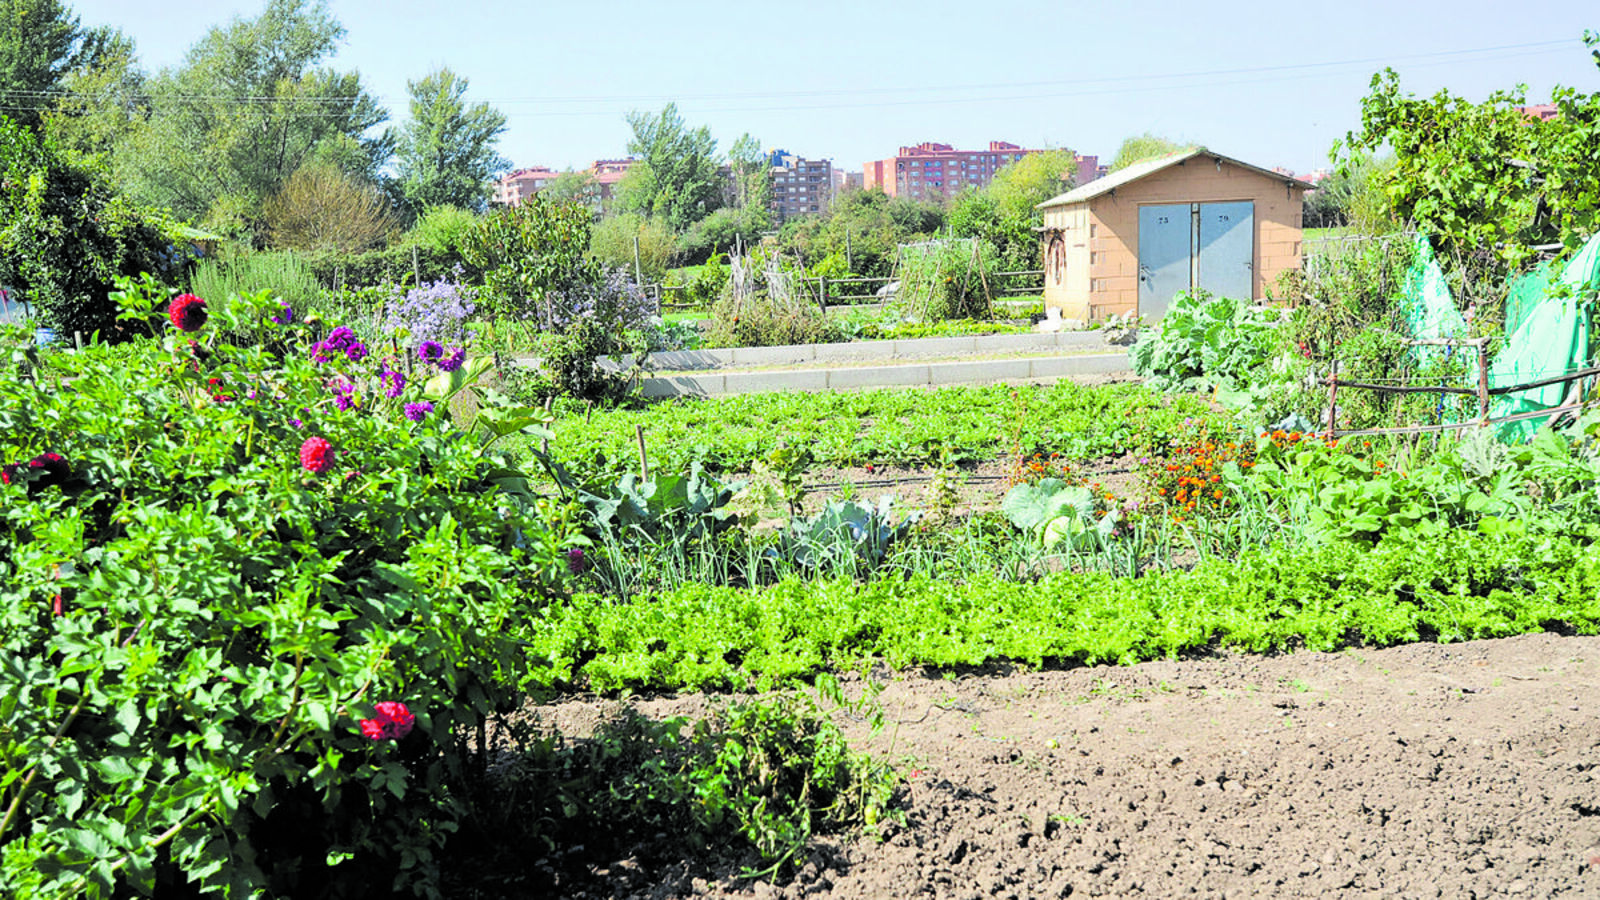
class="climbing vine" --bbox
[1338,32,1600,275]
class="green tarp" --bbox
[1488,232,1600,441]
[1400,234,1470,364]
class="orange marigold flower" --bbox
[1212,488,1224,499]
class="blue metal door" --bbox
[1138,204,1192,320]
[1197,201,1254,302]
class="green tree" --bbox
[541,169,600,208]
[1110,132,1189,171]
[777,188,944,277]
[394,66,508,215]
[728,132,771,217]
[620,102,723,231]
[459,194,597,329]
[949,148,1077,269]
[591,211,675,282]
[113,0,390,240]
[0,0,118,130]
[39,27,143,166]
[0,115,179,339]
[1341,36,1600,268]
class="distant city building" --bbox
[863,142,1099,201]
[491,166,561,206]
[1074,155,1106,187]
[1517,103,1560,121]
[767,150,834,223]
[491,158,641,210]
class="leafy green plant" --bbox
[782,496,920,574]
[447,691,898,888]
[1129,290,1285,393]
[0,290,574,898]
[1001,478,1119,552]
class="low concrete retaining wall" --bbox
[638,353,1131,398]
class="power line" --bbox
[0,37,1580,117]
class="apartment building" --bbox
[767,150,834,223]
[490,158,640,210]
[491,166,561,206]
[862,141,1044,201]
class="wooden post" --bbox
[632,235,643,285]
[1325,359,1339,439]
[1476,339,1492,425]
[411,245,421,286]
[635,424,650,482]
[74,331,83,352]
[846,227,852,272]
[818,276,827,312]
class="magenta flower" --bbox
[299,436,334,474]
[403,401,434,421]
[417,341,444,364]
[359,701,416,741]
[438,347,467,373]
[168,294,208,332]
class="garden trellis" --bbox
[890,237,995,321]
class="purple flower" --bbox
[345,342,369,363]
[438,347,467,373]
[290,417,304,429]
[385,279,477,346]
[381,364,406,398]
[417,341,444,364]
[566,547,587,574]
[325,327,357,351]
[404,401,434,422]
[271,304,294,326]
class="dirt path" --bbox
[543,633,1600,898]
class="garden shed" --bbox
[1037,149,1313,323]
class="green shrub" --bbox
[0,116,182,342]
[1129,290,1285,392]
[0,297,576,898]
[402,205,480,257]
[452,691,896,886]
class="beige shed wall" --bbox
[1043,158,1305,322]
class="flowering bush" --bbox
[0,297,578,897]
[382,278,478,347]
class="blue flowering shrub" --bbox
[0,290,579,898]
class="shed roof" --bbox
[1036,148,1315,209]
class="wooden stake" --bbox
[635,424,650,482]
[1477,341,1492,425]
[1325,359,1339,439]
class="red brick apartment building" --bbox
[491,166,561,206]
[491,159,640,209]
[863,141,1101,202]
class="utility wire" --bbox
[0,37,1579,117]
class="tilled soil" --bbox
[537,633,1600,899]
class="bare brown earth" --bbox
[535,633,1600,899]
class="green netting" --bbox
[1400,234,1470,366]
[1489,231,1600,442]
[1503,261,1554,338]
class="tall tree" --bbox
[727,132,770,216]
[113,0,390,239]
[1109,133,1189,171]
[621,102,723,231]
[41,27,144,165]
[0,0,117,129]
[394,67,508,214]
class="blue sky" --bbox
[70,0,1600,177]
